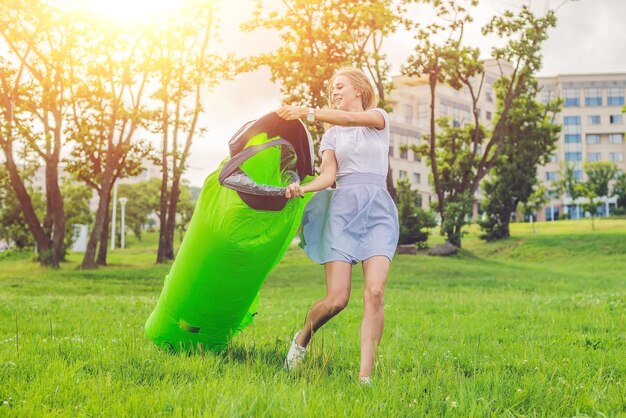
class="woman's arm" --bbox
[285,150,337,199]
[277,106,385,130]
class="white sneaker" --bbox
[284,331,306,370]
[359,376,372,386]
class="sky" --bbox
[183,0,626,187]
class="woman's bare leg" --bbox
[295,261,352,347]
[359,256,390,378]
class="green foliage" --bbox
[117,179,161,241]
[403,1,557,247]
[575,183,600,230]
[175,182,196,241]
[479,88,561,241]
[242,0,406,150]
[522,185,549,219]
[0,166,43,249]
[441,192,472,247]
[395,179,436,246]
[1,221,625,416]
[116,178,195,243]
[553,162,581,200]
[614,172,626,209]
[584,160,618,198]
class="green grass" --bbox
[1,219,625,417]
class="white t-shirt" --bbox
[318,108,390,177]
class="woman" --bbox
[276,67,399,385]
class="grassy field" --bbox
[1,218,625,417]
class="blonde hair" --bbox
[327,67,377,110]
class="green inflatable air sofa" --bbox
[145,112,315,352]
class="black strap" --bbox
[218,138,293,185]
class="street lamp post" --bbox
[111,182,118,250]
[119,197,128,249]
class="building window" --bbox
[587,152,601,162]
[607,87,625,106]
[563,88,580,107]
[412,173,421,184]
[486,111,492,121]
[573,170,582,180]
[610,152,624,162]
[587,134,601,144]
[610,114,624,125]
[585,88,602,106]
[564,134,581,144]
[485,84,494,102]
[417,104,429,128]
[587,115,601,125]
[388,146,394,157]
[550,154,558,163]
[563,116,581,125]
[565,152,582,162]
[545,207,559,221]
[404,104,413,124]
[545,171,557,181]
[400,148,408,159]
[609,133,624,144]
[399,170,407,179]
[541,89,556,104]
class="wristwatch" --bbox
[306,108,316,123]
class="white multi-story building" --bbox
[387,63,626,221]
[536,73,625,220]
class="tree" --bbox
[584,161,618,199]
[117,178,161,242]
[65,19,154,269]
[521,184,548,233]
[613,172,626,211]
[396,178,436,247]
[242,0,407,200]
[151,0,226,262]
[403,0,557,246]
[174,181,196,243]
[553,161,581,219]
[574,161,619,229]
[576,183,600,230]
[478,87,561,241]
[0,0,78,267]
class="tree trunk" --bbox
[156,174,169,263]
[2,144,57,267]
[81,181,113,269]
[164,176,181,260]
[386,160,398,203]
[449,224,462,248]
[500,214,512,239]
[96,204,110,266]
[156,98,170,264]
[45,161,65,266]
[428,71,446,235]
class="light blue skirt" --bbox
[299,173,399,265]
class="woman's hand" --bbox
[285,182,305,199]
[277,105,307,121]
